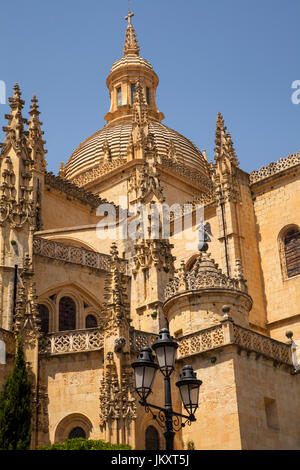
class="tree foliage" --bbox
[38,438,132,450]
[0,336,32,450]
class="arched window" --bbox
[145,426,160,450]
[59,296,76,331]
[68,427,86,439]
[284,229,300,278]
[85,314,98,329]
[38,304,49,334]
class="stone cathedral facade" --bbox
[0,13,300,450]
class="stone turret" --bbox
[163,243,252,336]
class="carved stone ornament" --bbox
[14,255,41,348]
[103,244,131,337]
[133,238,175,274]
[99,352,137,427]
[165,249,248,301]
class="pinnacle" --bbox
[214,112,239,166]
[13,83,21,98]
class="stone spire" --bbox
[0,83,28,156]
[214,112,239,168]
[28,95,47,172]
[123,11,140,56]
[213,112,240,204]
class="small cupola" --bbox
[104,11,164,125]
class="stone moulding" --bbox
[33,236,127,274]
[70,157,127,187]
[38,328,104,355]
[129,323,292,366]
[68,155,214,194]
[160,156,214,192]
[45,171,113,210]
[249,152,300,184]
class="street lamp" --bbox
[131,328,202,451]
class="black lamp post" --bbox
[131,328,202,451]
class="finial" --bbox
[29,94,40,117]
[123,6,140,56]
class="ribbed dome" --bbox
[64,120,209,181]
[63,13,210,185]
[110,55,154,74]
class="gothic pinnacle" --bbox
[28,94,47,156]
[1,83,28,152]
[214,112,239,167]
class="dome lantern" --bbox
[104,11,164,125]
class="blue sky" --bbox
[0,0,299,174]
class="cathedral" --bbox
[0,11,300,450]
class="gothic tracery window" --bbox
[284,229,300,278]
[38,304,49,334]
[59,296,76,331]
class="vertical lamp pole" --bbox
[132,328,202,451]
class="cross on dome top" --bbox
[125,11,134,26]
[123,9,140,56]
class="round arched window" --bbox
[68,427,86,439]
[59,296,76,331]
[38,304,49,334]
[85,314,98,329]
[284,229,300,278]
[145,426,160,450]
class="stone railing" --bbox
[130,323,292,366]
[177,325,225,359]
[232,324,291,365]
[130,330,158,353]
[33,237,127,274]
[249,152,300,184]
[165,274,247,301]
[176,322,292,365]
[0,328,15,355]
[39,328,104,355]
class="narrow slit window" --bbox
[146,87,150,105]
[117,87,122,107]
[131,83,136,104]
